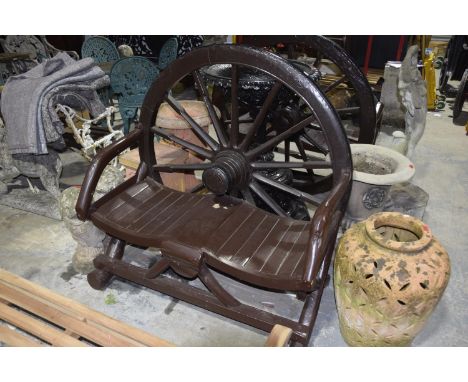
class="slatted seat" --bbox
[91,178,310,290]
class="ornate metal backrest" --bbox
[158,37,178,70]
[3,35,49,62]
[110,57,159,108]
[81,36,119,63]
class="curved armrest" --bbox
[302,170,352,288]
[76,128,143,221]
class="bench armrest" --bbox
[302,170,352,288]
[76,128,143,221]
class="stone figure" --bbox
[60,165,125,274]
[398,45,428,158]
[0,124,62,199]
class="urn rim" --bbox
[365,212,432,252]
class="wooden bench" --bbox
[76,44,352,346]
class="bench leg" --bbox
[88,237,126,290]
[198,264,240,308]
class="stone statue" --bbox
[60,165,125,274]
[1,121,62,197]
[398,45,427,158]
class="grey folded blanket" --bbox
[0,52,109,155]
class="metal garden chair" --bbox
[81,36,120,108]
[81,36,119,63]
[158,37,178,70]
[110,56,159,134]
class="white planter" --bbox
[345,144,415,223]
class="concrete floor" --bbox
[0,94,467,347]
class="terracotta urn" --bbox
[156,100,214,130]
[334,212,450,346]
[153,100,219,191]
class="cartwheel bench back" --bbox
[76,44,353,346]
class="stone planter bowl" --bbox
[346,144,415,223]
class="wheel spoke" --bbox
[313,54,322,69]
[188,183,207,194]
[154,163,213,173]
[225,117,254,124]
[251,160,331,170]
[240,81,282,151]
[165,94,220,151]
[240,188,255,205]
[249,180,288,217]
[335,106,360,115]
[302,130,329,154]
[323,75,346,93]
[246,115,316,160]
[294,137,315,176]
[253,173,321,206]
[292,172,333,195]
[193,70,228,147]
[151,126,214,160]
[230,64,239,147]
[284,139,290,162]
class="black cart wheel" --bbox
[237,36,378,145]
[140,44,352,221]
[299,35,378,144]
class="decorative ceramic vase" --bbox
[334,212,450,346]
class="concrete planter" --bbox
[334,212,450,346]
[345,144,415,225]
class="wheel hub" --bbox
[202,150,250,195]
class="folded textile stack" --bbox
[0,52,109,155]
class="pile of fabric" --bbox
[0,52,109,155]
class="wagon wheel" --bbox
[286,36,378,145]
[140,44,351,221]
[220,36,377,198]
[453,68,468,122]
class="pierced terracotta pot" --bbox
[334,212,450,346]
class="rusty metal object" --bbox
[76,44,352,345]
[334,212,450,346]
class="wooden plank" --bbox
[0,269,295,347]
[0,269,173,347]
[0,282,172,347]
[0,325,42,347]
[265,324,293,347]
[0,303,86,347]
[0,283,146,347]
[64,329,80,339]
[0,297,10,305]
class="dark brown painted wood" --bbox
[76,44,353,345]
